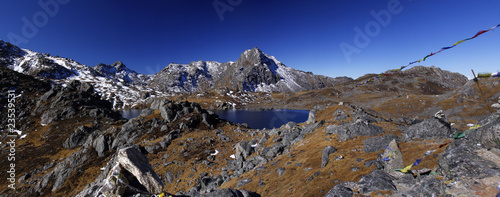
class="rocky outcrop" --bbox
[0,40,26,66]
[363,135,399,153]
[79,146,164,197]
[0,66,51,130]
[324,184,353,197]
[335,121,385,141]
[492,97,500,112]
[116,146,164,194]
[321,146,337,168]
[34,80,121,125]
[380,139,404,177]
[403,111,455,140]
[437,112,500,183]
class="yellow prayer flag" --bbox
[453,40,465,46]
[400,164,413,173]
[470,125,482,129]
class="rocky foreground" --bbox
[1,65,500,196]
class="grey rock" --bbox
[321,145,337,168]
[437,137,500,180]
[404,116,454,140]
[160,106,175,123]
[93,134,109,157]
[139,108,155,117]
[165,171,174,184]
[337,122,385,141]
[198,175,224,194]
[202,112,212,127]
[357,170,396,193]
[302,120,325,135]
[160,125,169,132]
[145,145,160,154]
[381,139,404,177]
[466,112,500,149]
[364,160,378,168]
[235,141,254,160]
[325,125,338,134]
[116,146,164,194]
[285,121,297,130]
[63,126,93,149]
[276,167,285,176]
[363,135,399,153]
[324,184,353,197]
[111,120,141,149]
[150,99,171,110]
[218,133,231,142]
[237,178,252,188]
[198,188,261,197]
[399,175,444,196]
[306,109,317,124]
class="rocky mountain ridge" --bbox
[1,40,352,109]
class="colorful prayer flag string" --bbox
[341,24,500,95]
[476,72,500,78]
[394,148,439,173]
[453,124,482,139]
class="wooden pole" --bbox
[471,69,493,113]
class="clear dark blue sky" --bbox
[1,0,499,79]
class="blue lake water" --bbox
[120,109,143,119]
[120,108,310,130]
[214,109,310,129]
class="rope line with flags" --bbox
[342,24,500,94]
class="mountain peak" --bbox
[0,39,26,60]
[111,61,127,71]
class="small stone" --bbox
[236,178,252,188]
[276,167,285,176]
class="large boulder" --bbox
[380,139,404,177]
[357,170,397,193]
[336,122,385,141]
[235,141,254,160]
[363,135,399,153]
[403,112,455,140]
[324,184,353,197]
[98,146,164,196]
[465,112,500,149]
[436,112,500,195]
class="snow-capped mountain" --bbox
[93,61,149,85]
[149,61,228,93]
[1,40,351,109]
[0,40,163,109]
[151,47,352,93]
[221,47,351,92]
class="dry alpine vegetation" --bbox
[1,64,500,197]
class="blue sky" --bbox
[0,0,499,79]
